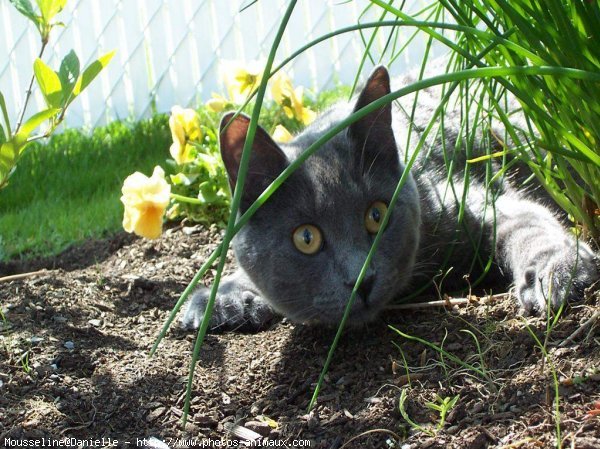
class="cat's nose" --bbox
[357,274,375,306]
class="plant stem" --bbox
[169,193,204,204]
[15,41,48,134]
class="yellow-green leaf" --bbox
[467,150,510,163]
[0,141,18,171]
[0,140,20,189]
[73,50,115,96]
[34,58,62,108]
[36,0,67,22]
[16,108,59,149]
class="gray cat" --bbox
[180,65,598,331]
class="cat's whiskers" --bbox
[362,145,387,183]
[298,308,323,323]
[411,260,439,270]
[358,106,390,174]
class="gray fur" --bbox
[180,64,598,331]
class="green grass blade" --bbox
[389,325,491,382]
[181,0,298,427]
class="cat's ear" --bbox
[220,112,287,210]
[349,66,398,171]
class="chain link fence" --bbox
[1,0,435,129]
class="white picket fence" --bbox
[0,0,440,129]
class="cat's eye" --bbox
[292,224,323,255]
[365,201,388,234]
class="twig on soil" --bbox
[480,426,499,443]
[338,429,403,449]
[498,437,540,449]
[0,269,51,283]
[384,293,510,310]
[559,310,600,348]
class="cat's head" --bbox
[219,67,421,324]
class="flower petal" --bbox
[120,166,171,239]
[272,124,293,143]
[134,204,165,239]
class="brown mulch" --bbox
[0,226,599,449]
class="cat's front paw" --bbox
[180,285,275,332]
[515,250,598,314]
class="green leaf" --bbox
[0,139,20,189]
[73,50,115,96]
[0,107,56,179]
[0,92,11,139]
[195,152,220,176]
[0,141,18,172]
[17,107,59,144]
[198,181,220,203]
[9,0,37,22]
[170,173,197,186]
[35,0,67,22]
[0,124,6,146]
[58,50,80,105]
[33,58,62,108]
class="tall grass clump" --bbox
[373,0,600,240]
[455,0,600,240]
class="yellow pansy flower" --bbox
[223,60,263,104]
[121,166,171,239]
[272,124,293,143]
[270,72,316,126]
[299,103,316,126]
[169,106,202,165]
[205,93,228,113]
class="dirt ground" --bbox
[1,225,599,449]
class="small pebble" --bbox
[447,425,460,434]
[182,225,202,235]
[471,402,484,414]
[64,341,75,350]
[146,407,165,423]
[244,420,271,437]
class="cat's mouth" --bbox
[347,296,380,324]
[311,289,382,325]
[293,275,389,324]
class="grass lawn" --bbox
[0,115,170,260]
[0,87,351,262]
